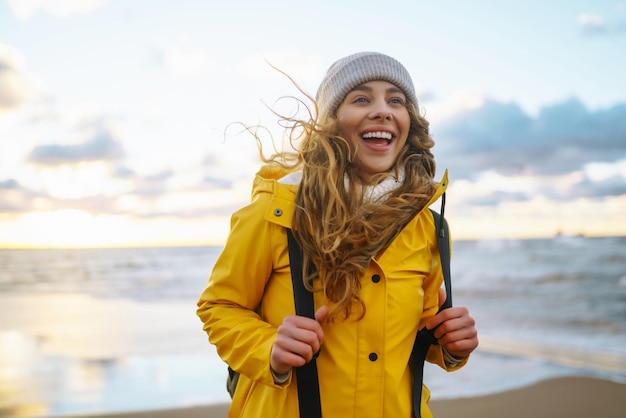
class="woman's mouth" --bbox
[362,131,393,145]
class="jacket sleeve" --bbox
[196,196,288,388]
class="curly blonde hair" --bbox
[257,72,438,322]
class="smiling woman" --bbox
[196,51,479,418]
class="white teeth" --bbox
[362,131,392,140]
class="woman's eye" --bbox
[353,96,368,103]
[390,97,405,105]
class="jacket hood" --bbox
[252,165,299,229]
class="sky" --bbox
[0,0,625,248]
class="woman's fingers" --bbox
[270,312,326,373]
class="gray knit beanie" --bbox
[316,51,418,120]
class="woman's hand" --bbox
[270,305,328,375]
[426,288,478,359]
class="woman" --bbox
[197,51,478,418]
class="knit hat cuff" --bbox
[316,52,418,119]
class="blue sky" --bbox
[1,0,625,247]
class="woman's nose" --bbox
[370,109,393,120]
[369,100,393,120]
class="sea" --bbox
[1,236,625,417]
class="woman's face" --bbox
[336,80,410,180]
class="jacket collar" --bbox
[255,165,449,229]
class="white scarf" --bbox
[361,170,405,203]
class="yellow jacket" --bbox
[197,165,467,418]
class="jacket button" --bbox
[273,208,283,216]
[371,274,381,283]
[369,352,378,362]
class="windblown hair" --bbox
[257,71,438,322]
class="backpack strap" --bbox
[287,229,322,418]
[411,207,452,418]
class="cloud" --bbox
[202,176,234,190]
[8,0,108,20]
[0,185,120,215]
[577,13,607,33]
[576,12,626,35]
[0,179,37,213]
[464,190,531,206]
[0,171,148,216]
[0,44,40,112]
[435,98,626,179]
[27,127,124,166]
[0,179,20,189]
[49,194,121,214]
[117,204,243,220]
[575,174,626,199]
[131,170,173,197]
[112,165,136,179]
[2,132,243,217]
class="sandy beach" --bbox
[54,375,624,418]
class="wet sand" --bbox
[58,375,625,418]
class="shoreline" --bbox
[33,375,626,418]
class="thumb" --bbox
[438,287,447,309]
[314,305,329,323]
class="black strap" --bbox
[287,229,322,418]
[433,206,452,310]
[411,208,452,418]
